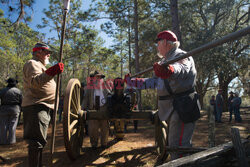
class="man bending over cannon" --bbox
[125,30,200,160]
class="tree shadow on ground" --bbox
[94,147,157,167]
[55,147,157,167]
[52,139,157,167]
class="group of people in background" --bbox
[210,89,242,123]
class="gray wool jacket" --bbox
[135,48,197,121]
[0,87,22,114]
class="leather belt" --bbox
[158,87,195,100]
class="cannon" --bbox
[62,78,169,161]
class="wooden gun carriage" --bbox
[62,78,168,161]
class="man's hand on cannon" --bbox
[124,73,144,88]
[45,62,64,76]
[153,62,174,79]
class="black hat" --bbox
[90,70,105,78]
[6,78,18,85]
[33,42,52,53]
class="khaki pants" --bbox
[88,120,109,147]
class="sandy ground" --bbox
[0,109,249,167]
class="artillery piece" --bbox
[58,26,250,163]
[62,78,168,161]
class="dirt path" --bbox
[0,110,249,167]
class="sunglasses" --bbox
[42,49,52,54]
[155,38,164,43]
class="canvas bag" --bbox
[164,80,201,123]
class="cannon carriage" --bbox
[62,78,168,161]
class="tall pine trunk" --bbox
[133,0,142,109]
[170,0,182,44]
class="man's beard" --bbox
[44,57,50,65]
[157,52,163,58]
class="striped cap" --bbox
[33,42,52,52]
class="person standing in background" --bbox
[228,91,234,122]
[58,95,64,123]
[232,93,242,123]
[215,89,224,123]
[0,78,22,145]
[82,71,111,149]
[209,95,217,122]
[80,82,88,135]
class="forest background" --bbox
[0,0,249,111]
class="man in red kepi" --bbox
[22,42,64,167]
[125,30,200,160]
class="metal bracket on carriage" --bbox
[78,109,87,122]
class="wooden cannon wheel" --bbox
[154,113,168,161]
[63,78,85,160]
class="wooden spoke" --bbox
[71,96,78,113]
[73,86,79,102]
[71,128,77,136]
[70,112,78,119]
[69,120,78,131]
[72,87,80,111]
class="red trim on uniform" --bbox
[179,122,185,158]
[33,47,49,52]
[179,122,184,146]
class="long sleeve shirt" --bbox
[22,57,56,109]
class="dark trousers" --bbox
[216,106,223,122]
[229,107,233,122]
[233,106,242,122]
[23,104,51,167]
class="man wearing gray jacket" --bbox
[0,78,22,145]
[125,30,199,160]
